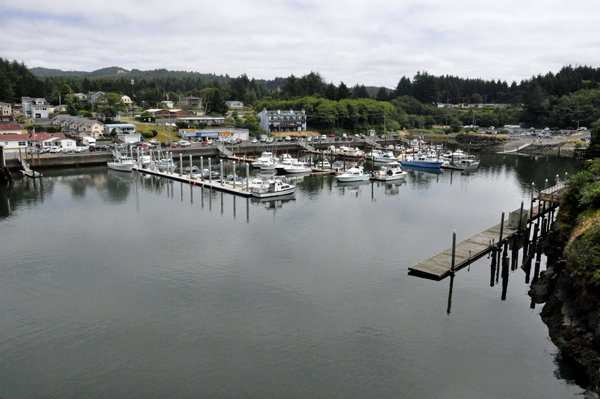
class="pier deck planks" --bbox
[409,221,519,279]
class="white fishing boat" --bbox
[258,158,278,170]
[316,160,331,169]
[336,166,370,182]
[336,146,364,160]
[374,151,397,163]
[442,149,470,160]
[251,179,296,198]
[108,156,134,172]
[108,146,134,172]
[284,162,312,174]
[252,151,277,168]
[453,158,480,171]
[366,149,382,158]
[371,161,407,181]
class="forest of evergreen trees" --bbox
[2,57,600,133]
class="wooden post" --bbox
[530,182,535,219]
[451,230,457,273]
[499,211,505,245]
[246,163,249,192]
[517,200,524,232]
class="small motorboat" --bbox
[371,162,407,181]
[251,179,296,198]
[336,166,370,182]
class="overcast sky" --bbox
[2,0,599,88]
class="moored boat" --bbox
[400,153,444,169]
[284,162,312,174]
[336,166,370,182]
[251,179,296,198]
[371,162,407,181]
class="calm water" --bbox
[0,153,586,398]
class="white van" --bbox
[284,136,291,142]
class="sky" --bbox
[2,0,599,88]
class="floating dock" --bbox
[133,166,254,197]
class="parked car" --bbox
[179,140,191,147]
[201,141,210,146]
[50,147,62,153]
[251,138,258,143]
[149,139,158,144]
[171,143,180,148]
[236,138,243,143]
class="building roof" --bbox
[0,124,22,131]
[105,124,136,128]
[0,133,65,141]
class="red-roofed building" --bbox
[0,133,76,150]
[0,123,22,135]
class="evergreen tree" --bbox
[394,76,412,98]
[338,82,351,99]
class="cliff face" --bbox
[531,214,600,393]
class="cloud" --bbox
[2,0,600,88]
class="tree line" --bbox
[2,57,600,130]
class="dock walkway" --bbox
[409,221,519,279]
[133,166,253,197]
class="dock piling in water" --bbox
[451,230,457,273]
[499,211,505,244]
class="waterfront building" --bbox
[0,132,75,150]
[179,128,249,142]
[256,109,307,133]
[0,123,22,135]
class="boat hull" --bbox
[251,187,296,198]
[108,162,133,172]
[400,160,443,169]
[336,175,370,182]
[371,173,406,181]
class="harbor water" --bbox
[0,153,586,398]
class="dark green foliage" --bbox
[0,58,45,103]
[560,160,600,226]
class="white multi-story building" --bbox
[21,97,50,120]
[226,101,244,109]
[256,109,307,133]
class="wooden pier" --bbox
[409,180,567,280]
[408,220,520,279]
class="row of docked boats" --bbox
[251,152,313,174]
[369,148,480,171]
[335,162,407,183]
